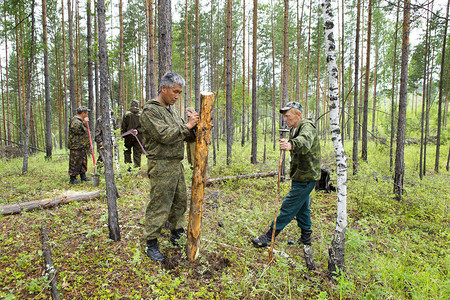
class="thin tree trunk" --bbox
[340,0,345,143]
[393,0,411,201]
[55,33,63,149]
[87,0,94,138]
[361,0,373,161]
[118,0,124,116]
[226,0,233,165]
[305,0,312,117]
[61,0,69,146]
[435,0,448,173]
[251,0,258,164]
[296,0,305,103]
[158,0,172,84]
[271,0,276,151]
[241,0,246,147]
[352,0,361,175]
[281,0,289,108]
[68,0,76,114]
[94,6,100,119]
[15,16,23,145]
[184,0,189,110]
[44,0,53,158]
[389,0,400,171]
[146,0,156,100]
[322,0,347,275]
[194,0,200,112]
[22,0,36,174]
[97,0,120,241]
[187,92,214,261]
[3,11,10,145]
[371,28,379,134]
[315,18,321,128]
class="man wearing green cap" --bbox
[251,101,321,270]
[68,106,92,184]
[121,99,143,168]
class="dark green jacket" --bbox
[288,118,321,182]
[68,116,90,150]
[121,107,142,137]
[140,100,193,160]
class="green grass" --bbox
[0,136,448,299]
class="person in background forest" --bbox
[251,102,321,270]
[94,111,116,168]
[140,72,199,263]
[121,99,143,169]
[68,106,92,184]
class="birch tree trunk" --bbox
[97,0,120,241]
[22,0,36,174]
[187,92,214,261]
[393,0,411,201]
[322,0,348,274]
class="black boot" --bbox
[251,228,281,247]
[298,229,313,246]
[69,176,80,185]
[170,228,185,246]
[145,239,165,263]
[80,173,91,182]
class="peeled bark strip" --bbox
[187,92,214,261]
[0,190,104,215]
[41,225,62,300]
[205,171,278,186]
[322,0,348,274]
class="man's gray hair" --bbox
[158,72,185,94]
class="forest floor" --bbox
[0,140,448,299]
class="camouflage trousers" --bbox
[143,159,187,241]
[68,149,88,176]
[124,136,142,167]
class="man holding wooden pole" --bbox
[251,102,321,270]
[140,72,199,263]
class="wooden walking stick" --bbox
[187,92,214,261]
[269,128,289,262]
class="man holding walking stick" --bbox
[68,106,92,184]
[251,102,321,270]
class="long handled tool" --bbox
[269,128,289,262]
[86,121,97,174]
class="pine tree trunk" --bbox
[97,0,120,241]
[295,0,305,103]
[251,0,258,164]
[352,0,361,175]
[361,0,373,161]
[271,0,276,151]
[22,0,36,174]
[68,0,76,115]
[43,0,52,159]
[3,11,11,145]
[225,0,233,165]
[371,29,379,134]
[305,0,312,117]
[87,0,94,138]
[393,0,411,201]
[241,0,246,147]
[435,0,448,173]
[389,0,400,171]
[118,0,124,116]
[158,0,172,84]
[146,0,156,100]
[61,0,69,147]
[194,0,200,112]
[187,92,214,261]
[322,0,348,275]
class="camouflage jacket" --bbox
[95,116,117,144]
[140,100,194,160]
[288,118,321,182]
[68,116,90,150]
[121,107,142,138]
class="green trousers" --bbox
[143,159,187,241]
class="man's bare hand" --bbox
[279,138,292,151]
[186,111,199,129]
[84,117,89,123]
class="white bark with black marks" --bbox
[322,0,348,275]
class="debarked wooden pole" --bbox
[187,92,214,261]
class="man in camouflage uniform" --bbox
[121,100,143,168]
[140,72,199,263]
[68,106,92,184]
[251,102,321,269]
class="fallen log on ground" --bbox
[205,171,278,186]
[41,225,62,300]
[0,190,104,215]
